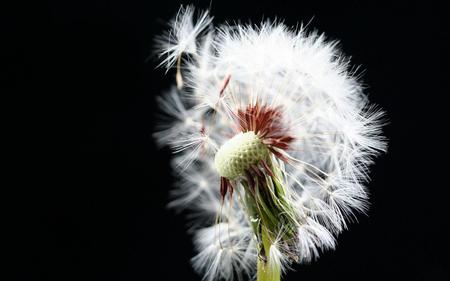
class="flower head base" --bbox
[215,131,269,179]
[154,5,387,281]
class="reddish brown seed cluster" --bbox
[237,103,295,156]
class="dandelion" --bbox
[154,5,387,281]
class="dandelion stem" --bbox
[257,227,280,281]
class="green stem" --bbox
[257,228,281,281]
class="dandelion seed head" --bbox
[154,5,387,281]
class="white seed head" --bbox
[214,131,269,179]
[154,5,387,281]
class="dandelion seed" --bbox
[154,6,387,281]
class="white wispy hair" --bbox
[192,222,256,281]
[296,217,336,263]
[157,5,213,70]
[154,5,387,281]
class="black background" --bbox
[6,1,449,280]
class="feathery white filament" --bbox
[157,5,213,70]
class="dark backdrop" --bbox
[6,1,448,280]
